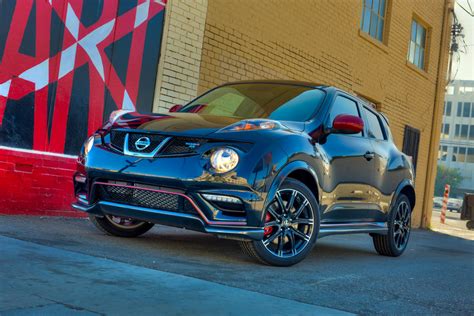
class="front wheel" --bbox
[240,178,320,266]
[89,214,154,237]
[372,194,411,257]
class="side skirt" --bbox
[318,222,388,238]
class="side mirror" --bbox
[331,114,364,134]
[169,104,183,112]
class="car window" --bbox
[268,89,326,121]
[364,108,386,140]
[329,96,362,136]
[180,84,326,122]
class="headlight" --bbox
[84,136,95,156]
[218,119,280,132]
[210,148,239,173]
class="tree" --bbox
[434,165,464,197]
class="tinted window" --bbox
[329,96,360,121]
[463,102,471,117]
[364,108,385,140]
[444,101,452,116]
[181,84,326,122]
[329,96,362,136]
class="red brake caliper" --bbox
[263,213,273,236]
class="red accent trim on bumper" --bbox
[92,181,247,226]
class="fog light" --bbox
[202,193,242,204]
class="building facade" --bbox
[0,0,452,227]
[439,80,474,195]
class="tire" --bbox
[372,194,411,257]
[89,214,154,237]
[467,220,474,230]
[239,178,320,266]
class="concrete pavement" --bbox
[0,216,473,315]
[0,235,348,315]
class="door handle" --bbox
[364,151,375,161]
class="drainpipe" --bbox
[421,0,454,228]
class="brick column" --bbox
[153,0,208,113]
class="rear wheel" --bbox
[239,178,320,266]
[372,194,411,257]
[89,214,154,237]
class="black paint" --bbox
[19,1,36,57]
[0,92,35,149]
[80,0,104,27]
[0,0,15,63]
[136,10,165,113]
[50,9,66,58]
[64,64,90,155]
[104,32,133,86]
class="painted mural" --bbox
[0,0,166,155]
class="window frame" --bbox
[407,17,430,71]
[360,0,389,43]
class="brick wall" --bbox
[197,0,451,227]
[153,0,208,112]
[0,148,82,217]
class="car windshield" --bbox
[178,83,326,122]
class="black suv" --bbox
[73,81,415,266]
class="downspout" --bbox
[421,0,454,228]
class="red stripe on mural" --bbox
[47,72,74,153]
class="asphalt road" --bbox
[1,216,473,315]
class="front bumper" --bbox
[73,134,274,241]
[73,200,264,241]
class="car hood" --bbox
[110,112,304,136]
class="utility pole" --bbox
[447,12,464,83]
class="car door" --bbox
[318,94,378,223]
[362,106,402,218]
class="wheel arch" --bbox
[392,179,416,212]
[264,160,321,215]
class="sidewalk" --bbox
[0,235,350,315]
[430,208,474,240]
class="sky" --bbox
[454,0,474,80]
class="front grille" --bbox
[161,137,207,155]
[127,133,167,154]
[95,183,196,214]
[108,130,205,156]
[110,130,126,151]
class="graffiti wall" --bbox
[0,0,166,155]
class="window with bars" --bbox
[361,0,388,42]
[402,125,420,172]
[407,19,427,70]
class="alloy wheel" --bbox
[105,215,146,230]
[393,201,411,249]
[262,188,315,258]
